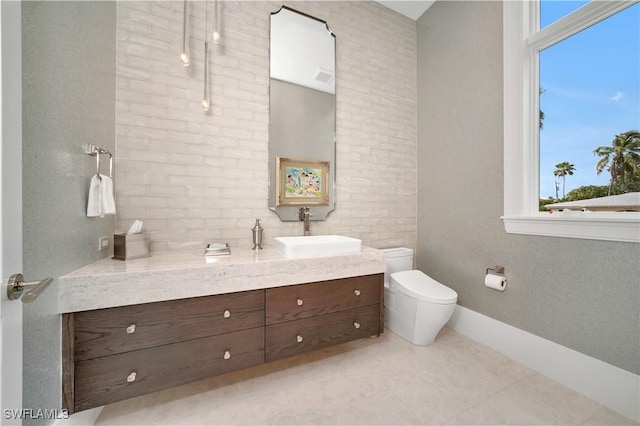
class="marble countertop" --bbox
[58,247,385,313]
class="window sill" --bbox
[502,213,640,243]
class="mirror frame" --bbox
[268,6,336,221]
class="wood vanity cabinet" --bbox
[73,289,265,361]
[265,275,383,362]
[62,274,383,414]
[63,290,265,413]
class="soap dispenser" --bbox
[252,219,264,250]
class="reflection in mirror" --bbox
[269,6,336,221]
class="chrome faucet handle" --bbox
[298,207,313,220]
[300,207,313,236]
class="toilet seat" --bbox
[390,270,457,304]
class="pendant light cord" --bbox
[202,0,210,111]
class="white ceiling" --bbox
[376,0,435,20]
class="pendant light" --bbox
[202,41,210,111]
[180,0,190,67]
[202,1,210,111]
[212,0,222,44]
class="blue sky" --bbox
[539,1,640,198]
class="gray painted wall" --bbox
[416,1,639,375]
[21,2,116,422]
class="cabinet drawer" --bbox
[265,304,380,362]
[73,290,264,361]
[266,274,381,325]
[74,327,264,412]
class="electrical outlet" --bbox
[98,236,110,251]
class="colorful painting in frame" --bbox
[276,157,330,206]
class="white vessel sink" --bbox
[274,235,362,258]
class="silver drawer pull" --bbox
[354,289,361,296]
[353,321,361,329]
[126,324,136,334]
[296,298,304,306]
[126,372,137,383]
[223,350,231,360]
[223,310,231,319]
[296,334,303,343]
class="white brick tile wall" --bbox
[116,1,416,251]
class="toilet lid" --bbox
[390,270,457,304]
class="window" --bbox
[540,4,639,204]
[503,0,640,243]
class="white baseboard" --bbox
[448,305,640,423]
[53,407,103,426]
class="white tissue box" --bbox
[112,232,150,261]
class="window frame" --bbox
[502,0,640,243]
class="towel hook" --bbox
[83,143,113,178]
[95,151,101,178]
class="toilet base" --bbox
[384,288,456,346]
[384,322,440,345]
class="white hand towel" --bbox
[100,175,116,216]
[87,175,102,217]
[87,174,116,217]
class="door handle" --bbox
[6,273,53,303]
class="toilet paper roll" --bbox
[485,273,507,291]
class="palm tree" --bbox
[594,130,640,194]
[553,161,576,199]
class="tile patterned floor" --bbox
[95,328,638,425]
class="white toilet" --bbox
[382,248,458,345]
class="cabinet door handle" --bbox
[296,298,304,306]
[296,334,303,343]
[354,289,361,296]
[223,350,231,360]
[353,321,361,329]
[126,372,137,383]
[126,324,136,334]
[223,310,231,319]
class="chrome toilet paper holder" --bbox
[485,265,505,275]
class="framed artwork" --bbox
[276,157,329,206]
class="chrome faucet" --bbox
[298,207,313,236]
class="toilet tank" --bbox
[382,247,413,285]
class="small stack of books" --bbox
[204,242,230,257]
